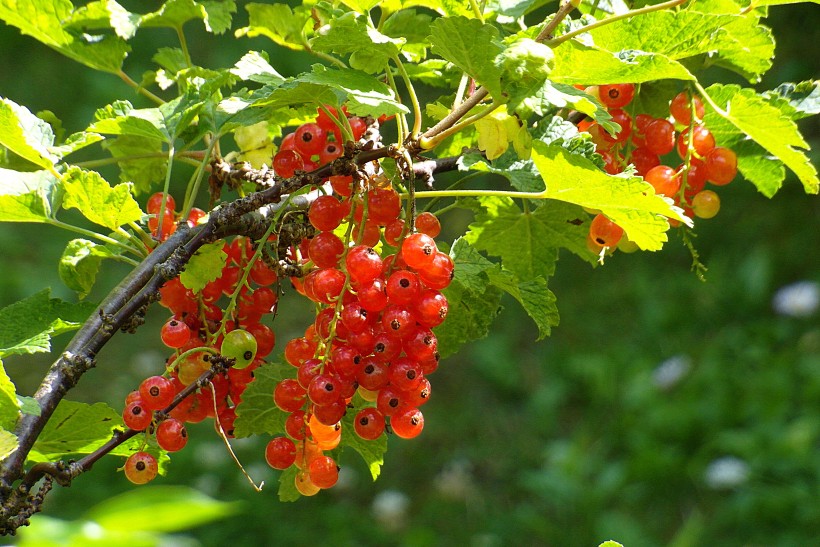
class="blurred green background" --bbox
[1,1,819,546]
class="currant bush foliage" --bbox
[0,0,816,516]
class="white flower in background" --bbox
[652,355,691,390]
[773,281,819,317]
[434,459,475,501]
[705,456,749,489]
[372,489,410,531]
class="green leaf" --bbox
[233,362,293,438]
[231,51,286,86]
[0,98,57,169]
[382,9,433,62]
[599,542,624,547]
[102,135,168,194]
[28,400,136,462]
[255,65,408,118]
[49,131,105,159]
[180,242,228,293]
[703,84,818,195]
[551,41,694,85]
[0,0,129,73]
[59,239,117,300]
[89,101,168,142]
[278,465,300,502]
[310,12,403,74]
[530,141,689,251]
[487,270,558,340]
[0,169,58,223]
[0,428,17,461]
[17,396,40,417]
[339,0,382,12]
[61,167,143,231]
[465,197,560,281]
[0,360,20,430]
[65,0,141,40]
[512,81,614,127]
[340,396,387,480]
[767,81,820,120]
[84,486,239,532]
[450,238,560,339]
[434,240,509,357]
[140,0,237,34]
[235,3,311,51]
[589,7,774,82]
[0,289,97,358]
[428,16,504,99]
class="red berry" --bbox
[123,401,153,431]
[704,147,737,185]
[386,270,421,305]
[274,378,307,413]
[139,376,175,411]
[414,289,448,328]
[677,126,715,159]
[273,149,304,178]
[265,436,297,469]
[644,119,676,156]
[644,165,682,197]
[160,318,191,349]
[294,123,327,157]
[415,212,441,238]
[308,455,339,489]
[124,452,158,484]
[598,84,635,109]
[309,195,344,232]
[588,214,624,248]
[630,147,661,176]
[391,407,424,439]
[308,374,341,406]
[401,233,437,270]
[354,408,385,440]
[670,92,705,126]
[147,192,176,215]
[346,245,383,285]
[156,418,188,452]
[601,109,632,144]
[318,141,343,165]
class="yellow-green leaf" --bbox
[61,167,144,230]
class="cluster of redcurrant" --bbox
[122,202,279,483]
[271,106,368,178]
[145,192,206,241]
[264,176,452,496]
[578,84,738,250]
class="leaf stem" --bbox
[47,219,142,255]
[176,26,193,68]
[546,0,688,47]
[117,70,164,105]
[421,100,502,150]
[392,56,423,138]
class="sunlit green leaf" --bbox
[61,167,143,230]
[236,3,311,51]
[310,12,404,74]
[0,169,58,223]
[703,84,818,195]
[0,98,57,169]
[0,0,129,73]
[428,16,504,99]
[530,141,689,250]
